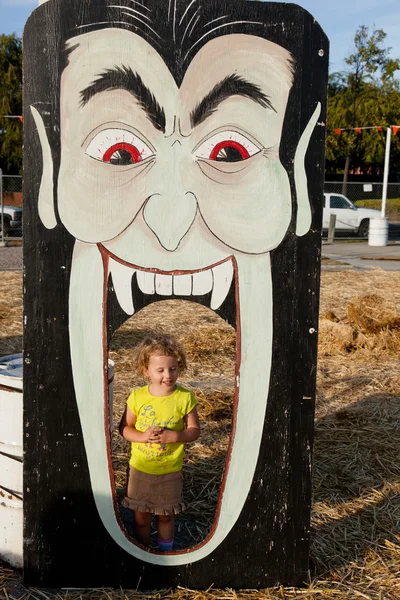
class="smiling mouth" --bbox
[68,239,273,565]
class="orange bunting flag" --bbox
[355,128,362,134]
[376,126,382,131]
[334,128,342,135]
[393,126,399,136]
[0,115,23,121]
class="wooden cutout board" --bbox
[23,0,328,588]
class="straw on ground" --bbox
[1,269,399,599]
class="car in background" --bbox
[0,205,23,238]
[323,193,381,237]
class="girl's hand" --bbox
[144,426,163,443]
[157,408,201,444]
[158,428,177,444]
[160,429,177,444]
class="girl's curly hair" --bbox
[135,335,187,377]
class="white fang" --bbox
[109,259,135,315]
[211,260,233,309]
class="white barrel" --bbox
[368,218,389,247]
[0,354,23,567]
[0,491,23,569]
[0,353,115,568]
[0,354,23,496]
[0,453,22,495]
[0,387,23,457]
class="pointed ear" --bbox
[294,102,321,236]
[30,105,57,229]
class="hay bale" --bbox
[318,319,356,356]
[356,328,400,354]
[347,294,400,334]
[322,310,340,322]
[181,326,235,363]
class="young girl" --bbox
[119,334,200,552]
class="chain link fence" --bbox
[323,181,400,239]
[1,175,399,242]
[325,181,400,204]
[0,173,23,243]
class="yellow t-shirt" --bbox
[127,385,197,475]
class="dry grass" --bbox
[0,271,22,355]
[1,268,400,599]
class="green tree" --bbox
[326,26,400,187]
[0,34,23,175]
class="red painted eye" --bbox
[102,142,142,165]
[209,140,250,162]
[86,128,155,164]
[195,130,261,163]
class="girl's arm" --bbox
[119,406,162,443]
[159,407,200,444]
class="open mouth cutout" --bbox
[108,301,237,551]
[68,240,272,565]
[101,246,240,554]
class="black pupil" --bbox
[109,149,134,165]
[216,146,244,162]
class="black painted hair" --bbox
[24,0,328,230]
[58,0,274,85]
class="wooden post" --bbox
[0,168,4,246]
[327,214,337,244]
[23,0,329,589]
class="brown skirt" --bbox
[122,466,185,515]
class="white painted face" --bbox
[59,30,295,258]
[32,27,320,566]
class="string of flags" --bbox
[333,125,399,136]
[3,117,400,134]
[0,115,23,122]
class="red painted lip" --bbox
[99,247,241,556]
[98,243,233,275]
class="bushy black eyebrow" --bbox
[190,74,276,128]
[80,65,166,133]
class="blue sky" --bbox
[1,0,399,74]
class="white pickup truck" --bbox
[323,193,381,237]
[0,205,23,237]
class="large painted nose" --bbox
[143,170,197,252]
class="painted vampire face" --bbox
[58,29,294,257]
[32,27,320,566]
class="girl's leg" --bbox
[134,510,152,547]
[156,514,175,551]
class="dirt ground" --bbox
[0,268,399,599]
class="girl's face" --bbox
[144,354,179,395]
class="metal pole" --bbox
[0,168,4,245]
[381,126,391,219]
